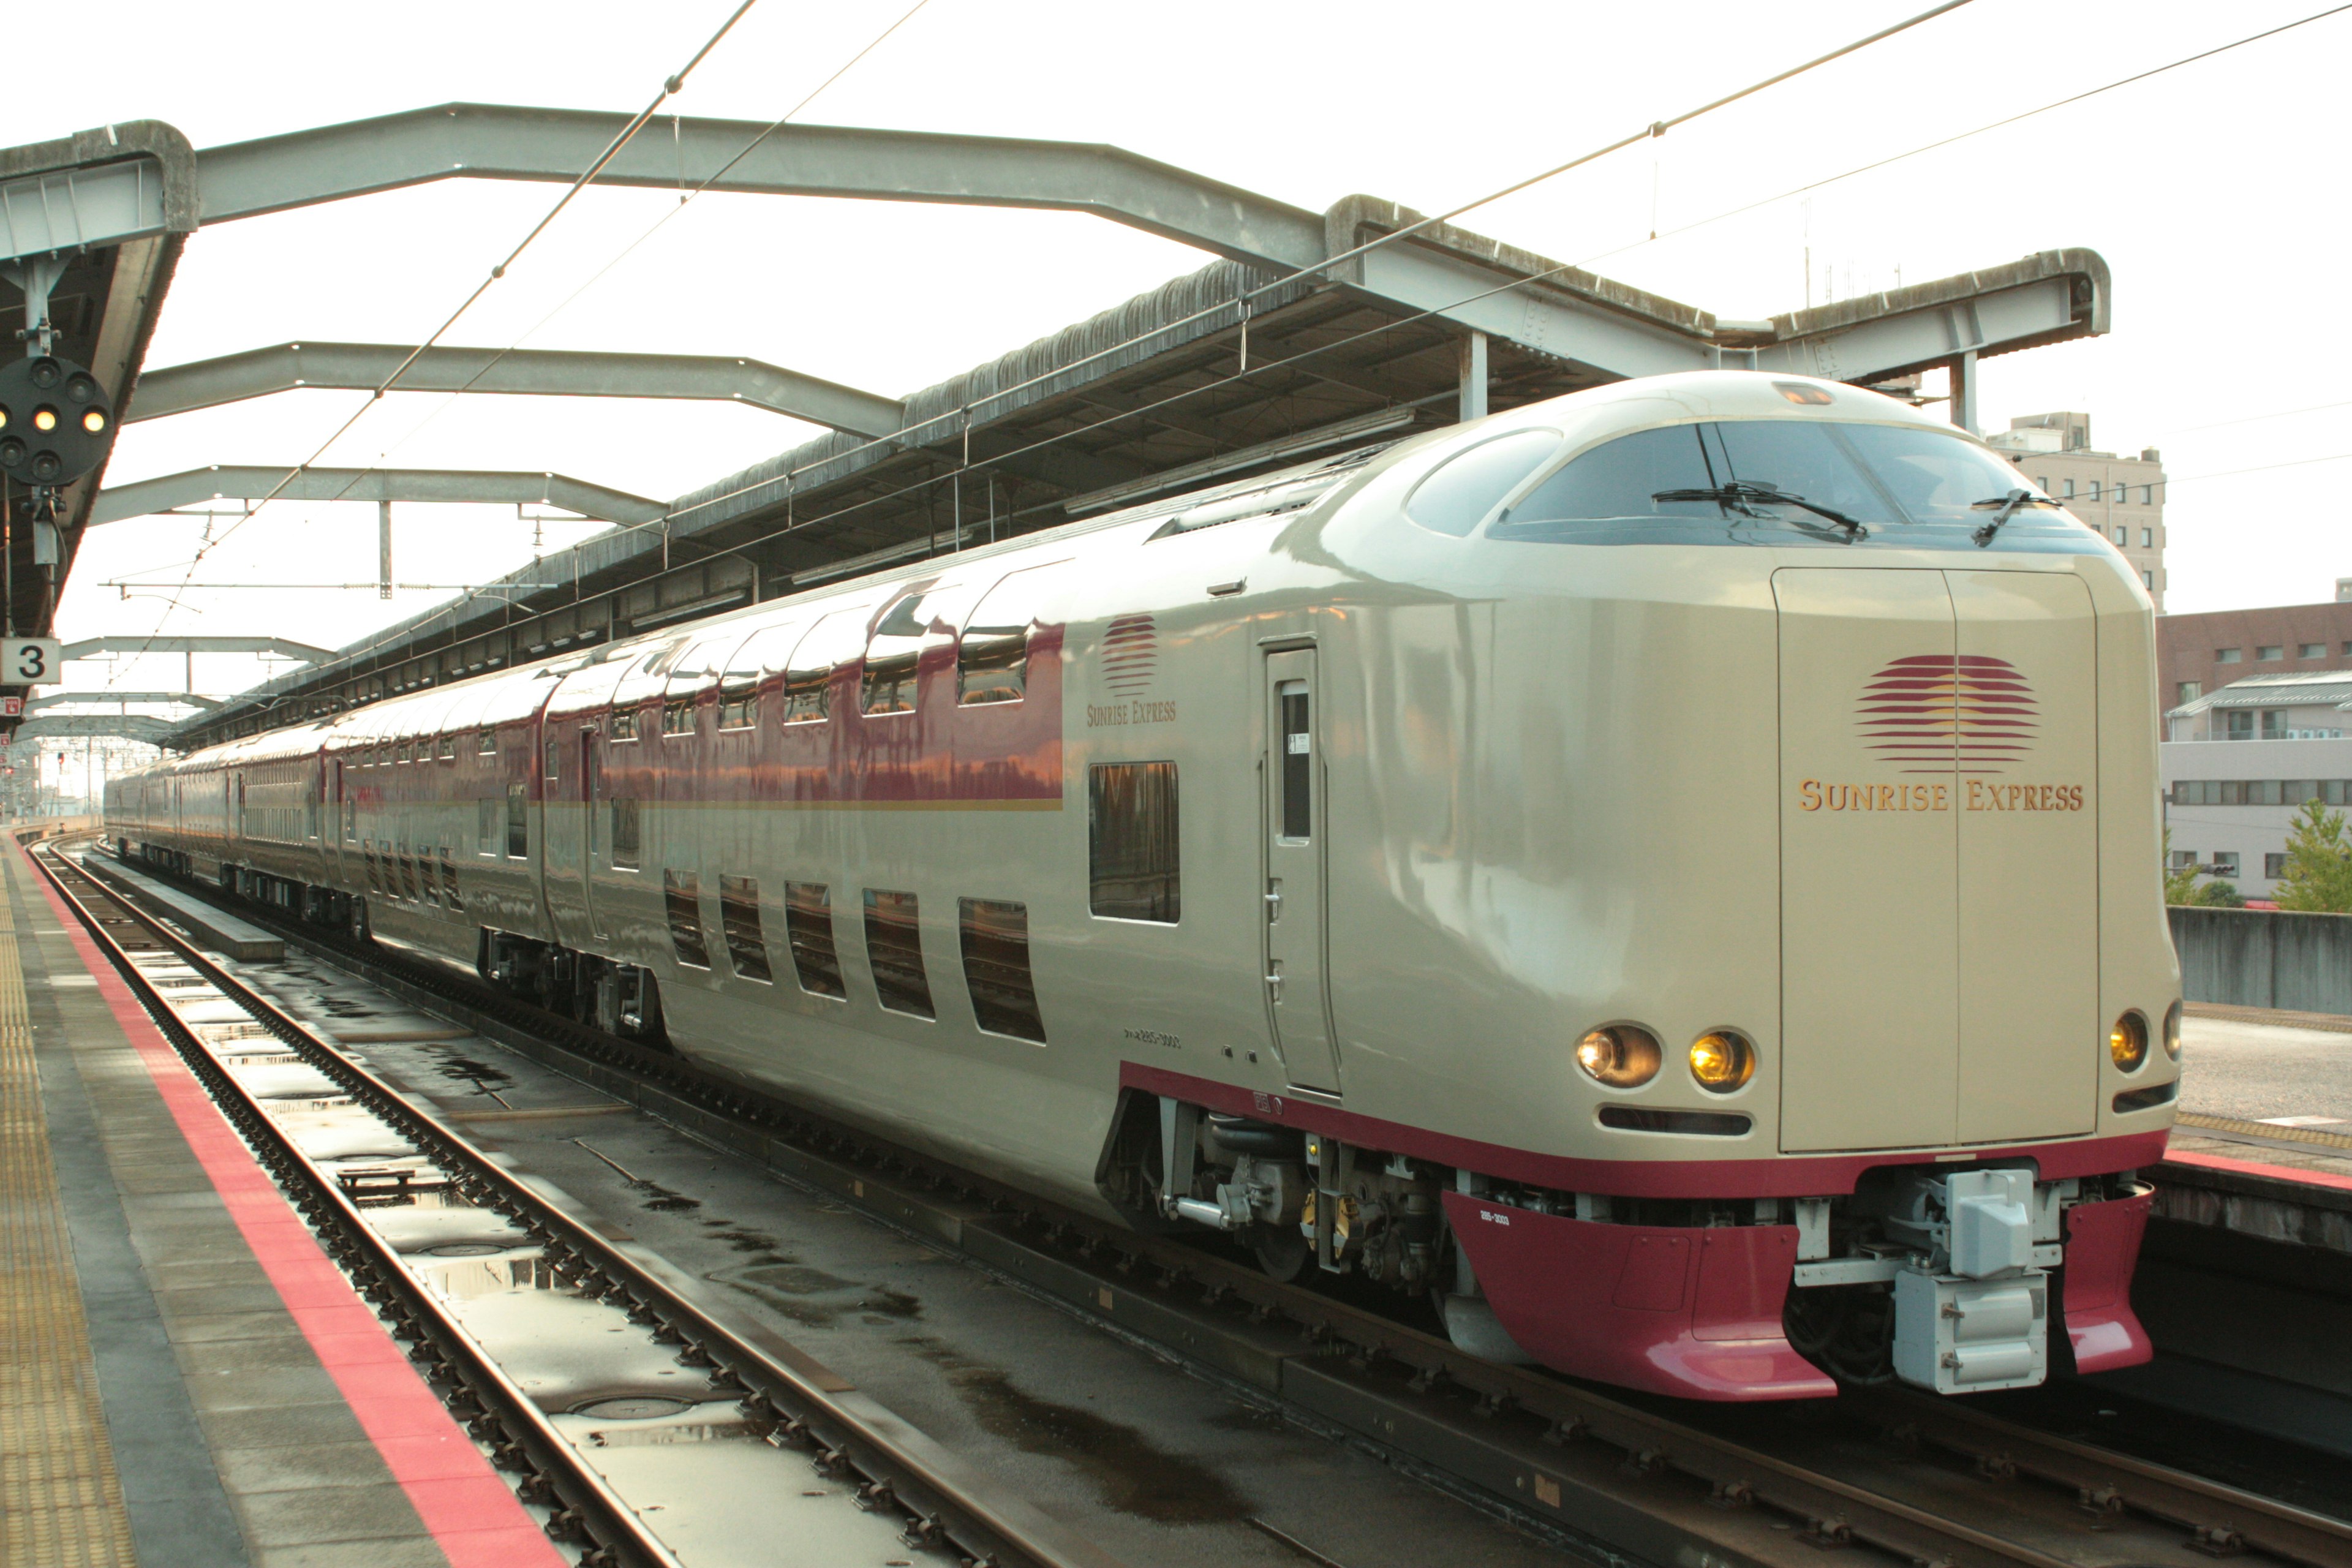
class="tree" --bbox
[2162,829,2204,905]
[2273,799,2352,912]
[2187,877,2244,908]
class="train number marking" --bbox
[1122,1027,1179,1050]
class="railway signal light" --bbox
[0,354,119,488]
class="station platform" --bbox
[2163,1003,2352,1243]
[77,855,283,963]
[2113,1004,2352,1452]
[0,837,549,1567]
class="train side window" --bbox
[477,729,496,755]
[610,799,641,869]
[959,898,1045,1042]
[862,889,935,1018]
[611,709,638,742]
[505,784,529,858]
[665,870,711,968]
[546,740,561,778]
[721,623,799,731]
[720,875,772,982]
[782,610,867,725]
[662,700,695,737]
[863,589,944,717]
[784,883,846,998]
[440,848,462,911]
[437,734,456,761]
[1088,763,1180,922]
[1278,681,1311,840]
[476,798,497,856]
[960,565,1059,705]
[395,742,410,764]
[1404,429,1562,537]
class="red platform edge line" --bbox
[18,842,562,1567]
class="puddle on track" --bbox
[902,1336,1251,1524]
[134,948,920,1567]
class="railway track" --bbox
[32,840,1118,1568]
[53,838,2352,1568]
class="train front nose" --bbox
[1773,567,2101,1153]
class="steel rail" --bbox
[91,842,2352,1568]
[30,842,1117,1568]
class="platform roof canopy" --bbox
[0,104,2113,750]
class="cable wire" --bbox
[656,0,2352,572]
[355,0,938,483]
[112,0,767,684]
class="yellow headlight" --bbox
[1576,1025,1660,1088]
[2109,1011,2148,1072]
[1689,1031,1755,1092]
[2162,1000,2182,1061]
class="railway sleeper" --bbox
[1110,1087,2152,1398]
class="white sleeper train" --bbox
[108,371,2180,1400]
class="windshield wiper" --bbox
[1970,488,2062,548]
[1653,481,1869,540]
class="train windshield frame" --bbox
[1483,419,2092,553]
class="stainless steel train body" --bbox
[107,371,2179,1400]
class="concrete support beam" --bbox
[12,714,173,743]
[192,104,1329,271]
[1458,330,1488,423]
[89,467,666,527]
[64,636,334,663]
[26,692,218,710]
[125,342,909,438]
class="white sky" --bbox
[6,0,2348,725]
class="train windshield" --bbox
[1489,420,2071,549]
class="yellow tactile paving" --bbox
[0,868,137,1567]
[2176,1109,2352,1155]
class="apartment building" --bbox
[1985,411,2166,608]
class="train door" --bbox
[581,724,609,947]
[1262,647,1341,1094]
[1776,569,1960,1152]
[1949,570,2098,1142]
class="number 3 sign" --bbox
[6,639,62,685]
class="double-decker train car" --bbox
[108,370,2180,1400]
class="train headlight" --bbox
[1576,1025,1660,1088]
[2162,1000,2182,1061]
[1689,1031,1755,1093]
[2109,1011,2149,1072]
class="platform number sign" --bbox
[6,638,61,686]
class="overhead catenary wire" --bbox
[613,0,1987,544]
[169,4,2352,712]
[130,0,1978,705]
[114,0,767,685]
[352,0,939,485]
[121,0,943,704]
[649,0,2352,581]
